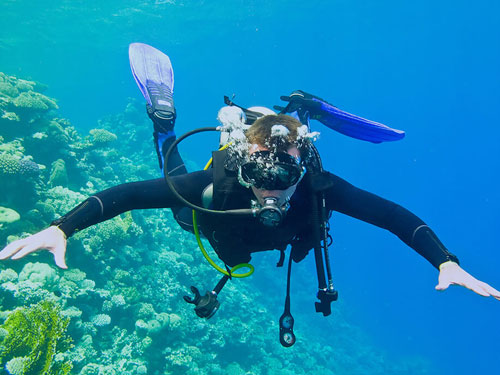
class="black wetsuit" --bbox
[52,167,459,270]
[51,117,460,269]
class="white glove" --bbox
[0,226,68,269]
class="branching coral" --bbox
[18,159,39,177]
[0,300,73,375]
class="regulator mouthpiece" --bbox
[184,286,220,319]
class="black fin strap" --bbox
[277,249,286,267]
[153,132,164,170]
[223,95,265,125]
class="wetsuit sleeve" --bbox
[51,170,213,238]
[324,172,459,269]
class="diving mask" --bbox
[238,151,305,191]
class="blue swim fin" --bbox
[129,43,175,118]
[278,91,405,144]
[313,98,405,143]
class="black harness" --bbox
[171,98,339,347]
[193,146,339,346]
[196,149,326,265]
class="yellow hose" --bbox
[192,142,254,278]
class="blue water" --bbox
[1,1,499,374]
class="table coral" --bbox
[13,92,51,111]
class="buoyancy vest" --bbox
[196,149,333,267]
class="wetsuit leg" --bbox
[153,125,196,234]
[154,130,187,176]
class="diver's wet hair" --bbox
[245,114,302,153]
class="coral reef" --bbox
[0,72,433,375]
[0,73,58,140]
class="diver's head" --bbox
[240,114,305,206]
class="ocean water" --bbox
[1,1,499,374]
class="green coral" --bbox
[18,262,59,290]
[13,92,47,111]
[43,186,86,217]
[0,207,20,224]
[0,139,25,158]
[11,90,57,112]
[49,159,68,187]
[0,300,73,375]
[90,314,111,327]
[89,129,117,145]
[114,212,134,233]
[0,82,19,98]
[1,111,20,122]
[0,269,18,283]
[47,121,70,146]
[15,80,34,93]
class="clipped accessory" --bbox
[184,275,230,319]
[279,254,296,347]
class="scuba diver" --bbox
[1,43,499,347]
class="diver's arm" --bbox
[51,170,212,237]
[324,173,458,268]
[0,170,213,267]
[325,172,500,300]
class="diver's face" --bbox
[249,144,301,206]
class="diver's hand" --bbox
[0,226,68,269]
[436,261,500,300]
